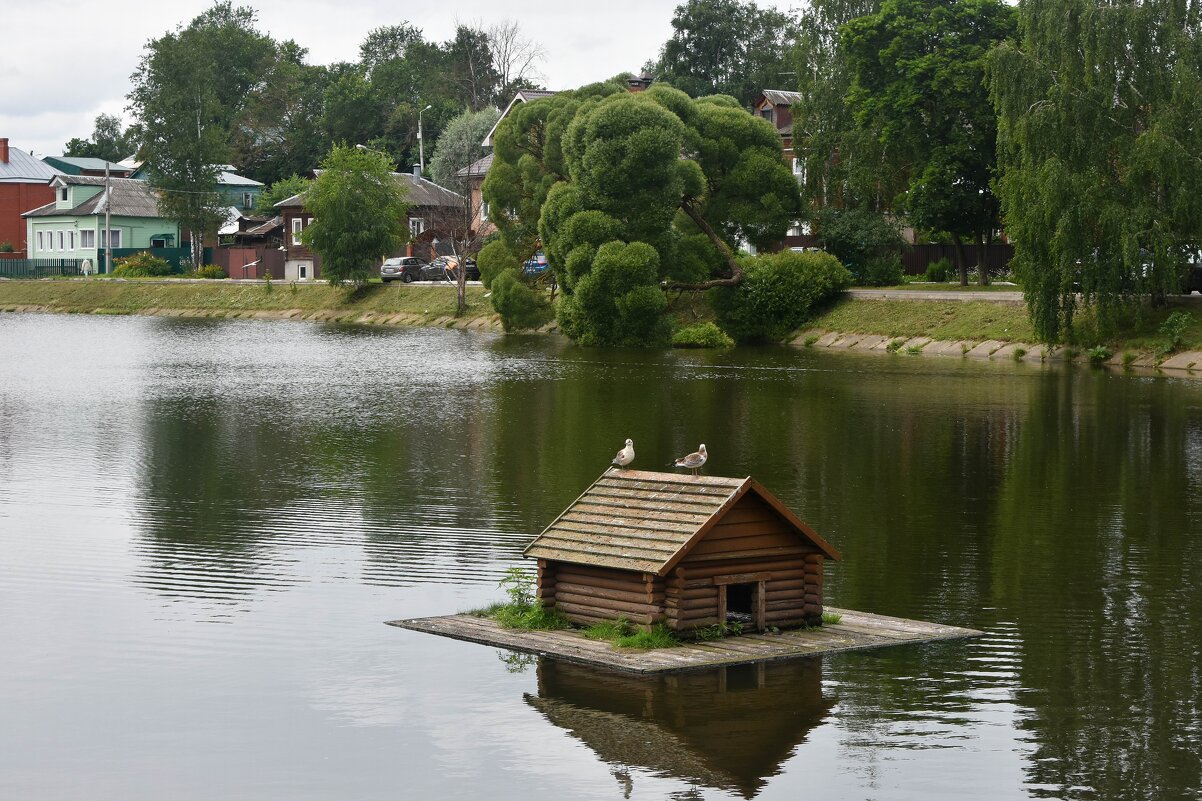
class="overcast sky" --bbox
[1,0,796,158]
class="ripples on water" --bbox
[1,312,1201,800]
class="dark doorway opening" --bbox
[726,582,755,627]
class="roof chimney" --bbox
[0,138,9,164]
[412,165,422,179]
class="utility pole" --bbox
[104,164,112,275]
[418,104,432,175]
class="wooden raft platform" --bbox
[386,607,982,675]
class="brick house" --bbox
[751,90,804,177]
[0,138,60,256]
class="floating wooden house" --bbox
[524,468,841,632]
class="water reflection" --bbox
[525,658,834,799]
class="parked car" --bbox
[381,256,427,283]
[427,256,481,282]
[1184,264,1202,294]
[523,251,548,274]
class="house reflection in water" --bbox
[524,657,835,799]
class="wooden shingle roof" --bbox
[524,469,840,575]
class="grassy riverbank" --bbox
[808,296,1202,353]
[0,278,503,329]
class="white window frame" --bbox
[59,186,69,202]
[81,229,95,249]
[409,217,425,236]
[68,230,75,251]
[243,191,253,209]
[292,217,303,245]
[36,230,43,251]
[480,200,489,222]
[57,230,64,251]
[110,229,121,248]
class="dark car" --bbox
[380,256,427,283]
[1184,264,1202,294]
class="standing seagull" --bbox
[612,438,635,469]
[673,444,707,475]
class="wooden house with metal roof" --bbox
[524,468,841,632]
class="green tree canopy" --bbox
[428,107,501,192]
[129,1,280,267]
[63,114,137,163]
[841,0,1016,284]
[301,145,410,286]
[652,0,798,105]
[255,174,312,214]
[989,0,1202,341]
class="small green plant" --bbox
[960,342,972,354]
[905,344,924,355]
[1158,311,1192,357]
[923,258,950,283]
[616,624,679,650]
[1064,347,1080,361]
[821,611,843,625]
[192,264,227,280]
[474,568,571,631]
[1122,351,1138,366]
[0,242,14,253]
[886,338,905,353]
[582,619,633,641]
[1087,345,1112,364]
[803,334,820,347]
[672,322,734,348]
[1013,346,1027,361]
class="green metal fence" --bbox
[0,259,84,278]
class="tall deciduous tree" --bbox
[989,0,1202,342]
[488,19,547,98]
[842,0,1016,285]
[652,0,798,105]
[301,145,409,286]
[129,1,278,268]
[428,107,500,314]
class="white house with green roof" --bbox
[23,175,181,270]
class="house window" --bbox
[36,231,43,251]
[760,108,774,122]
[68,231,75,250]
[59,186,69,202]
[57,231,64,251]
[409,217,425,236]
[299,263,307,279]
[480,200,489,222]
[292,218,304,245]
[81,230,95,249]
[243,192,253,209]
[100,229,122,248]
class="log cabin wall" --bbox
[538,560,666,628]
[667,494,825,632]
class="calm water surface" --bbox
[1,312,1200,801]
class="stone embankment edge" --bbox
[789,328,1202,376]
[0,302,566,336]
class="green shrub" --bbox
[821,611,843,625]
[0,242,14,253]
[477,239,522,289]
[711,250,853,343]
[480,568,571,631]
[491,270,554,332]
[193,264,227,280]
[924,258,950,282]
[112,251,173,277]
[690,621,744,641]
[803,334,820,347]
[886,338,905,353]
[556,241,671,347]
[812,207,906,285]
[615,624,679,649]
[672,322,734,348]
[1087,345,1112,363]
[1013,346,1027,360]
[863,255,904,287]
[1158,311,1192,356]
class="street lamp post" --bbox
[418,104,433,175]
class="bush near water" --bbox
[112,251,174,277]
[711,250,853,343]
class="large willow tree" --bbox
[989,0,1202,342]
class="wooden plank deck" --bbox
[385,607,982,675]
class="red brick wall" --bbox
[0,184,55,256]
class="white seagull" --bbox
[612,438,635,468]
[673,444,707,475]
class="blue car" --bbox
[523,251,548,274]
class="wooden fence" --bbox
[901,243,1014,277]
[211,247,285,280]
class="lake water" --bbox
[1,312,1200,801]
